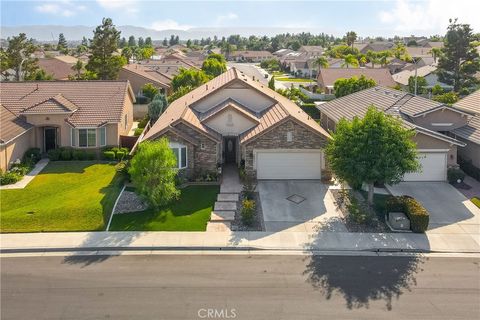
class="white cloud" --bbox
[35,2,85,17]
[150,19,193,31]
[378,0,480,35]
[96,0,138,13]
[215,13,238,25]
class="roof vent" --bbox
[206,84,208,90]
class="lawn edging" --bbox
[106,184,127,231]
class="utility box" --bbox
[388,212,411,231]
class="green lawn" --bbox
[472,197,480,208]
[109,185,219,231]
[274,77,316,82]
[0,162,124,233]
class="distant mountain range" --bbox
[1,25,324,42]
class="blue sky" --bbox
[1,0,479,37]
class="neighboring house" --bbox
[142,68,331,180]
[140,54,200,78]
[289,59,317,78]
[37,57,77,80]
[0,81,135,171]
[298,46,324,57]
[229,51,274,62]
[387,58,413,74]
[451,90,480,169]
[119,63,172,96]
[317,68,396,94]
[392,65,453,91]
[317,86,472,181]
[353,42,395,54]
[273,48,294,57]
[406,47,433,58]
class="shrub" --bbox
[60,148,72,160]
[458,156,480,181]
[103,151,116,161]
[116,151,126,161]
[241,199,256,225]
[47,149,61,161]
[10,163,31,176]
[134,127,144,136]
[447,167,466,184]
[386,195,429,233]
[346,193,370,224]
[242,177,255,200]
[86,151,96,160]
[300,103,320,119]
[0,171,22,185]
[137,116,149,129]
[472,197,480,209]
[23,148,41,164]
[72,150,86,160]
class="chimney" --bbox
[206,84,209,90]
[252,76,255,81]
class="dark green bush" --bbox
[458,156,480,181]
[386,195,429,233]
[47,149,61,161]
[72,150,86,160]
[103,151,116,161]
[116,151,126,161]
[0,171,22,185]
[447,167,466,184]
[10,163,31,176]
[60,148,72,160]
[137,117,149,129]
[300,103,320,119]
[86,151,96,160]
[241,199,256,225]
[23,148,41,164]
[134,127,144,136]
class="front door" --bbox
[224,137,237,164]
[44,127,57,152]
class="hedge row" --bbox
[458,156,480,181]
[48,148,96,161]
[300,103,320,120]
[386,196,429,233]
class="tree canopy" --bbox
[141,83,159,100]
[325,106,419,204]
[148,93,169,122]
[201,57,227,78]
[407,75,428,95]
[129,139,180,208]
[0,33,38,81]
[86,18,124,80]
[333,75,376,98]
[171,68,210,91]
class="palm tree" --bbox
[366,50,378,68]
[341,54,359,68]
[393,42,406,59]
[71,60,84,80]
[358,54,367,67]
[431,47,442,63]
[378,50,392,67]
[345,31,357,49]
[313,56,329,69]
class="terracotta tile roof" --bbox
[0,105,33,144]
[454,90,480,114]
[230,51,273,58]
[143,68,330,143]
[452,115,480,145]
[200,99,259,123]
[392,65,437,86]
[317,68,396,88]
[21,94,78,114]
[0,81,133,127]
[406,47,432,58]
[37,58,75,80]
[121,64,171,88]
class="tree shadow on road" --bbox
[303,254,426,310]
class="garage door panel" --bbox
[256,151,321,180]
[403,152,446,181]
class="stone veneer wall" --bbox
[243,119,328,177]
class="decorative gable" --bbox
[203,105,258,136]
[21,94,77,114]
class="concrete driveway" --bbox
[387,182,480,233]
[257,180,346,232]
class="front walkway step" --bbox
[206,221,231,232]
[214,201,237,211]
[211,210,235,221]
[217,193,239,202]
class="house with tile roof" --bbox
[228,51,274,63]
[451,90,480,169]
[392,65,453,91]
[118,63,172,96]
[317,68,396,94]
[317,86,474,181]
[142,68,331,180]
[0,81,135,171]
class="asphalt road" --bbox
[1,254,479,320]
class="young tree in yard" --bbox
[86,18,124,80]
[129,139,180,208]
[57,33,68,51]
[433,92,459,105]
[326,106,419,205]
[408,75,427,94]
[2,33,38,80]
[148,93,168,122]
[171,68,209,91]
[71,60,84,80]
[341,54,359,68]
[268,76,275,90]
[201,57,226,78]
[333,75,376,98]
[437,19,480,91]
[141,83,159,100]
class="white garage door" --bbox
[403,152,447,181]
[256,150,322,180]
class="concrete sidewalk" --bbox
[1,229,479,253]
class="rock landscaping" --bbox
[114,188,149,214]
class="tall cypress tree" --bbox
[86,18,123,80]
[57,33,67,50]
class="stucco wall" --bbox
[25,114,71,149]
[204,109,257,136]
[0,129,35,171]
[458,138,480,168]
[243,119,328,177]
[410,108,469,131]
[412,132,457,165]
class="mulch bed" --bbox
[231,191,265,231]
[330,189,391,233]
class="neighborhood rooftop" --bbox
[0,81,134,127]
[317,68,397,88]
